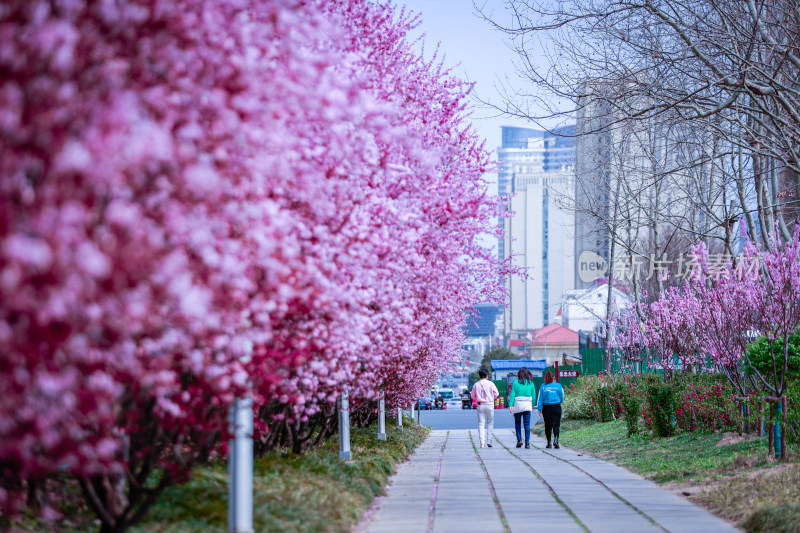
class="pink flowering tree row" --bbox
[611,229,800,401]
[0,0,508,529]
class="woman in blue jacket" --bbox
[536,371,564,449]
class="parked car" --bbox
[445,397,462,410]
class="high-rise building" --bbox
[573,94,613,290]
[573,84,730,291]
[498,126,576,338]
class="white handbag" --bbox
[514,396,533,413]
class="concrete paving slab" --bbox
[358,428,742,533]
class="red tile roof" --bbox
[529,323,578,344]
[509,339,525,347]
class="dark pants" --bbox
[514,411,531,444]
[542,403,562,443]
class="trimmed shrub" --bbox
[622,393,641,437]
[744,333,800,381]
[563,380,593,420]
[744,334,800,445]
[609,379,631,419]
[605,374,642,437]
[674,374,737,433]
[586,376,615,422]
[787,379,800,445]
[645,381,678,437]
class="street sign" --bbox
[559,370,581,378]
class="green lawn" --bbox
[555,419,770,483]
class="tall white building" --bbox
[499,126,576,339]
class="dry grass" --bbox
[695,463,800,528]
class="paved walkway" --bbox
[357,429,740,533]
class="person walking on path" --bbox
[537,371,564,449]
[508,367,535,449]
[471,368,499,448]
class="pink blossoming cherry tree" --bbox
[611,231,800,458]
[0,0,509,529]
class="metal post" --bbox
[339,390,351,460]
[397,406,403,430]
[768,401,775,455]
[781,397,788,461]
[378,396,386,441]
[228,397,254,533]
[775,400,783,460]
[781,392,789,461]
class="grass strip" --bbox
[129,417,428,533]
[6,419,428,533]
[556,419,771,483]
[741,503,800,533]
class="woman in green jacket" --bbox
[508,367,536,448]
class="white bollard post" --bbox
[378,396,386,441]
[228,397,254,533]
[397,406,403,430]
[410,401,415,421]
[339,390,351,460]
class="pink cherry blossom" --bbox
[613,230,800,399]
[0,0,509,526]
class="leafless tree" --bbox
[477,0,800,368]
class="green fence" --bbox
[582,348,605,375]
[581,347,653,375]
[579,347,712,376]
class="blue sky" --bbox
[392,1,527,182]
